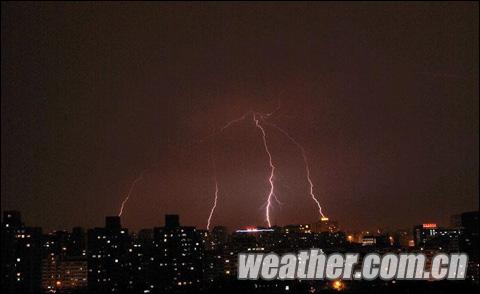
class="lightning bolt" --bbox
[272,193,283,205]
[118,105,328,227]
[196,105,279,145]
[204,110,281,229]
[206,151,220,230]
[196,111,252,144]
[253,113,276,227]
[118,171,146,217]
[118,112,251,219]
[263,122,326,218]
[206,173,219,230]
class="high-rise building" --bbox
[211,226,228,245]
[311,217,338,233]
[165,214,180,229]
[458,211,479,261]
[42,255,88,293]
[1,212,43,293]
[152,215,203,291]
[413,223,438,247]
[202,226,232,283]
[3,211,22,228]
[413,223,463,251]
[392,229,413,248]
[41,227,87,292]
[87,217,130,292]
[105,216,121,232]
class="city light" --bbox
[332,280,345,291]
[235,228,275,233]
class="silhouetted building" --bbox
[3,211,22,228]
[105,216,121,232]
[87,216,130,292]
[70,227,87,257]
[317,231,347,249]
[209,226,228,250]
[458,211,479,261]
[1,211,43,293]
[137,229,153,241]
[165,214,180,229]
[3,211,478,292]
[311,217,338,233]
[360,234,390,248]
[392,229,413,248]
[152,215,203,291]
[42,255,88,293]
[41,228,87,292]
[413,223,462,251]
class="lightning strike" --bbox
[264,122,326,218]
[197,111,252,144]
[118,106,328,226]
[253,113,276,227]
[119,111,251,219]
[118,171,146,217]
[207,156,220,230]
[272,193,283,205]
[206,176,219,230]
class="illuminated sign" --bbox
[422,223,437,229]
[235,228,274,233]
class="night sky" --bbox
[1,2,478,232]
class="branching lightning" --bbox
[116,104,328,227]
[196,111,252,144]
[203,111,281,227]
[253,113,276,227]
[264,122,326,218]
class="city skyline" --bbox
[1,208,475,238]
[2,209,478,293]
